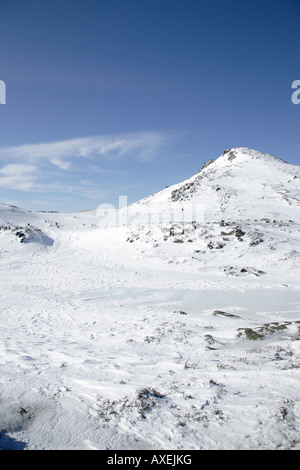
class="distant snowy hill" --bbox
[132,147,300,221]
[119,147,300,284]
[1,146,299,281]
[0,146,299,281]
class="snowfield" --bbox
[0,147,300,450]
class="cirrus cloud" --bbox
[0,131,170,164]
[0,130,185,213]
[0,130,174,194]
[0,163,39,190]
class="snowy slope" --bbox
[0,147,300,450]
[132,147,300,220]
[121,147,300,285]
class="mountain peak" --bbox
[135,147,299,223]
[217,147,286,166]
[196,147,292,177]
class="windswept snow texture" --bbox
[0,148,300,450]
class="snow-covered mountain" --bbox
[132,146,300,220]
[0,147,300,450]
[120,147,300,282]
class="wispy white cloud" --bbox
[0,175,36,191]
[0,163,39,190]
[50,158,72,171]
[0,163,38,176]
[0,131,169,163]
[0,131,174,195]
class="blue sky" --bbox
[0,0,299,212]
